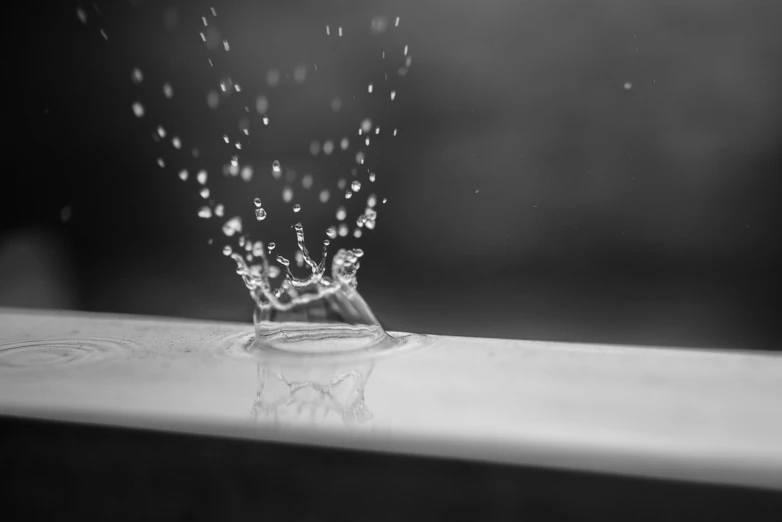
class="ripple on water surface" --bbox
[0,337,143,371]
[217,324,435,366]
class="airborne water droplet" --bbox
[338,223,349,237]
[222,246,232,256]
[197,170,208,185]
[178,169,188,181]
[215,204,225,217]
[351,180,361,192]
[293,204,301,213]
[132,102,144,117]
[319,189,330,203]
[254,197,262,207]
[267,242,276,252]
[200,188,210,199]
[198,206,212,219]
[302,174,313,189]
[340,137,349,150]
[336,207,347,221]
[163,83,174,98]
[345,190,353,199]
[369,172,376,182]
[255,208,267,221]
[323,140,334,155]
[222,216,243,237]
[326,226,337,239]
[131,68,143,84]
[282,186,293,202]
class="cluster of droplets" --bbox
[127,6,410,305]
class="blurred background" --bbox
[11,0,782,350]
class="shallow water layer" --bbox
[1,309,781,490]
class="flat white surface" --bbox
[1,308,781,490]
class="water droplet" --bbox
[331,97,342,112]
[337,178,347,190]
[293,204,301,213]
[345,190,353,199]
[293,65,307,84]
[132,102,144,117]
[323,141,334,155]
[200,187,210,199]
[255,95,268,114]
[252,241,264,256]
[365,137,370,146]
[351,180,362,192]
[353,228,363,238]
[172,136,182,149]
[198,206,212,219]
[255,208,267,221]
[309,140,320,155]
[223,40,230,51]
[371,16,388,34]
[395,17,400,27]
[368,83,373,93]
[215,204,225,217]
[624,82,633,90]
[222,246,232,256]
[319,189,330,203]
[157,126,166,138]
[268,242,276,252]
[162,83,173,98]
[157,158,165,168]
[222,216,243,237]
[338,26,343,37]
[326,226,337,239]
[326,25,330,36]
[340,137,349,150]
[302,174,313,189]
[267,69,280,87]
[369,172,376,182]
[235,142,242,150]
[474,189,480,194]
[207,90,220,109]
[367,194,377,207]
[375,127,380,135]
[354,249,364,258]
[393,128,398,136]
[390,91,396,101]
[268,265,280,278]
[240,165,253,182]
[336,207,347,221]
[178,169,188,181]
[76,7,88,24]
[382,198,387,204]
[100,29,108,40]
[404,45,409,56]
[192,148,199,158]
[253,198,262,207]
[361,119,372,133]
[131,68,143,84]
[282,186,293,203]
[197,170,208,185]
[356,152,365,165]
[338,224,349,237]
[263,116,269,125]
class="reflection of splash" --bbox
[251,361,375,426]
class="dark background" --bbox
[9,0,782,350]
